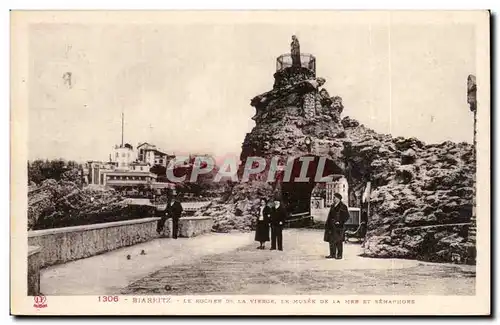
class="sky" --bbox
[28,20,476,162]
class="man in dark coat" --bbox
[156,205,167,235]
[166,192,183,239]
[324,193,350,259]
[270,200,287,251]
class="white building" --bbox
[85,160,158,189]
[325,176,349,207]
[112,143,137,170]
[137,142,172,167]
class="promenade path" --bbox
[41,229,475,296]
[41,232,254,295]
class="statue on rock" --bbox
[291,35,301,67]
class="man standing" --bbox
[270,199,287,251]
[166,191,183,239]
[324,193,350,259]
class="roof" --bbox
[137,142,156,149]
[103,170,157,177]
[137,142,170,156]
[114,143,134,150]
[143,148,168,156]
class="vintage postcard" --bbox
[10,10,490,316]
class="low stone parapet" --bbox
[161,216,213,238]
[27,246,41,296]
[28,217,160,268]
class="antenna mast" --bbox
[121,112,124,147]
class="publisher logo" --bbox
[33,294,47,309]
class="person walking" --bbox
[254,198,271,249]
[166,191,183,239]
[324,193,350,259]
[270,199,287,251]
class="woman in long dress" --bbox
[255,198,271,249]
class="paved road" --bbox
[41,232,254,295]
[41,229,475,296]
[122,229,475,295]
[311,208,329,222]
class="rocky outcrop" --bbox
[341,120,475,264]
[242,72,345,166]
[28,179,155,230]
[196,55,475,264]
[194,182,274,233]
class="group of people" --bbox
[254,193,350,259]
[156,189,351,259]
[254,198,287,251]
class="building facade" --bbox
[325,176,349,207]
[137,142,172,167]
[83,140,180,190]
[112,143,137,169]
[84,161,158,188]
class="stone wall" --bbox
[27,246,41,296]
[28,217,160,268]
[273,67,315,89]
[160,217,213,238]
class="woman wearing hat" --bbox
[254,198,271,249]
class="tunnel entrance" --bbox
[278,155,344,218]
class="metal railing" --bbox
[276,53,316,73]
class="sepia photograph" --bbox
[10,10,490,315]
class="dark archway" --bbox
[278,155,344,217]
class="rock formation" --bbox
[342,120,475,263]
[28,179,155,230]
[194,42,475,264]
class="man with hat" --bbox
[270,198,287,251]
[324,193,350,259]
[166,189,183,239]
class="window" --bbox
[122,153,126,157]
[115,152,119,158]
